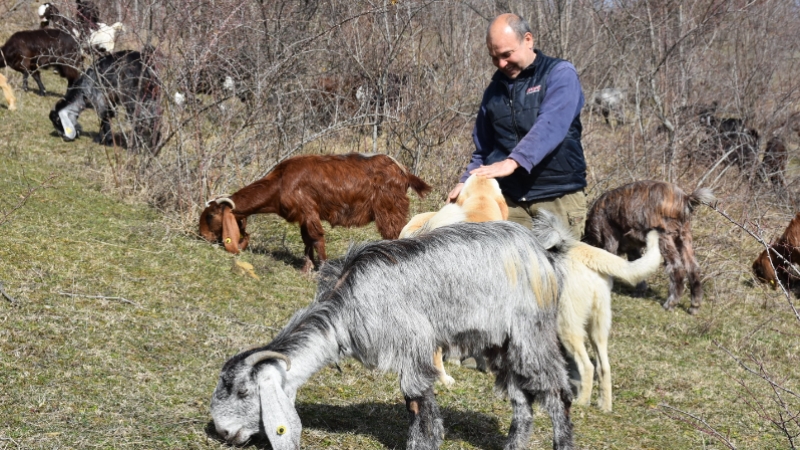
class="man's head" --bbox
[486,14,535,79]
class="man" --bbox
[448,13,587,237]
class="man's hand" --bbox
[447,183,464,203]
[469,158,519,178]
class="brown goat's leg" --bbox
[30,71,47,96]
[299,221,326,273]
[661,236,686,311]
[299,225,316,273]
[681,237,703,315]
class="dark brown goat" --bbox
[199,153,432,272]
[752,212,800,290]
[584,181,715,314]
[0,29,81,96]
[760,136,788,189]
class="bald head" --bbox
[487,13,533,43]
[486,14,536,79]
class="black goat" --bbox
[696,107,760,172]
[0,29,81,96]
[50,50,162,153]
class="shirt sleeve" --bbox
[508,62,584,173]
[459,97,494,183]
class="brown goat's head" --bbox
[199,198,249,254]
[752,246,779,288]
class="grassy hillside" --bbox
[1,72,798,449]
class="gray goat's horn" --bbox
[244,350,291,371]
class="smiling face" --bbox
[486,15,536,80]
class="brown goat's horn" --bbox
[204,195,235,209]
[245,350,291,371]
[215,197,236,210]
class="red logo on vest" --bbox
[526,85,541,94]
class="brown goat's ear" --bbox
[237,217,250,251]
[221,206,241,254]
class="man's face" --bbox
[487,30,535,79]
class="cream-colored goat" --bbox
[403,175,662,411]
[552,228,660,411]
[1,73,17,111]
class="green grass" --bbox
[1,72,798,449]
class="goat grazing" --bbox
[0,29,81,96]
[585,181,714,314]
[49,50,162,152]
[199,153,432,272]
[752,212,800,291]
[696,109,760,172]
[210,220,575,450]
[0,73,16,110]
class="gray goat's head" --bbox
[210,351,300,449]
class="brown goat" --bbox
[199,153,432,272]
[760,136,788,189]
[584,181,715,314]
[0,29,81,96]
[752,212,800,291]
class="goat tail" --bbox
[407,173,432,198]
[570,230,661,286]
[688,187,715,209]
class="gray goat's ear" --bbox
[259,371,302,450]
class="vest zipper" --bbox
[506,82,520,145]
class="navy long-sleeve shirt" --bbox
[460,61,585,183]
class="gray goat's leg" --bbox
[540,387,575,450]
[405,388,443,450]
[504,378,534,450]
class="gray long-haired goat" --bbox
[210,219,575,450]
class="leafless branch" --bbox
[0,173,59,228]
[58,291,140,307]
[659,403,737,449]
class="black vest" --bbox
[482,50,586,201]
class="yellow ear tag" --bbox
[770,279,775,286]
[276,425,287,435]
[225,237,232,244]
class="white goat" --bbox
[88,22,125,53]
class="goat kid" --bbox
[399,175,508,239]
[585,180,714,314]
[199,153,431,272]
[211,220,574,450]
[399,175,507,388]
[0,73,16,111]
[50,50,161,152]
[0,29,81,96]
[752,212,800,291]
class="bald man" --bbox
[448,13,587,237]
